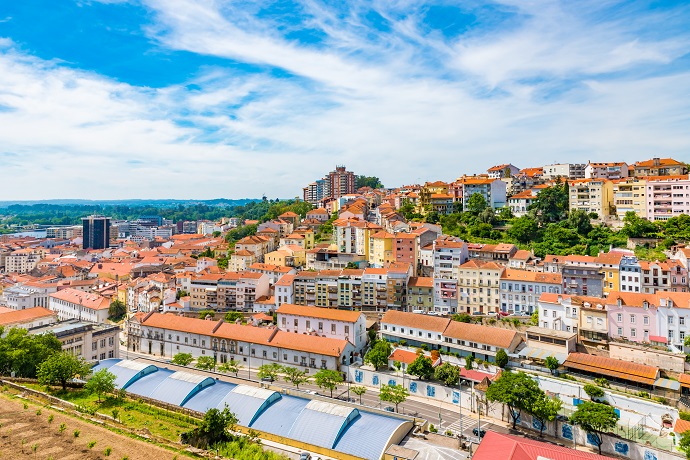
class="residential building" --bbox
[451,176,507,210]
[645,175,690,221]
[386,262,413,310]
[337,269,365,309]
[619,254,642,293]
[561,255,604,297]
[5,248,45,274]
[368,231,395,267]
[456,260,504,314]
[277,304,367,353]
[507,190,536,217]
[333,218,381,258]
[1,284,55,309]
[380,310,449,350]
[393,233,419,271]
[584,162,628,180]
[406,277,434,313]
[432,236,468,314]
[607,292,658,344]
[127,312,354,370]
[49,288,111,323]
[500,269,562,314]
[537,293,581,334]
[302,166,356,205]
[467,243,518,265]
[274,274,295,308]
[542,163,586,180]
[361,268,389,311]
[577,296,610,346]
[568,178,614,217]
[633,157,688,177]
[612,177,647,219]
[29,319,120,362]
[0,307,57,332]
[595,251,624,297]
[82,215,111,250]
[487,163,520,179]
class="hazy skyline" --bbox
[1,0,689,200]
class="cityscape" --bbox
[2,1,690,460]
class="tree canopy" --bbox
[531,393,562,437]
[379,384,409,412]
[434,362,460,386]
[171,353,194,366]
[0,327,62,378]
[364,340,392,370]
[355,175,384,189]
[314,369,343,397]
[37,352,91,391]
[407,355,434,380]
[570,401,619,455]
[282,366,310,389]
[495,349,509,369]
[486,371,542,429]
[85,368,117,402]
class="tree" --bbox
[621,211,660,238]
[108,300,126,322]
[282,366,310,389]
[529,180,569,225]
[85,369,116,403]
[314,369,343,398]
[451,313,472,323]
[464,354,474,370]
[195,356,217,372]
[486,371,542,429]
[495,349,509,369]
[0,328,62,378]
[507,215,539,244]
[530,394,562,437]
[351,385,367,404]
[171,353,194,366]
[198,309,216,319]
[407,355,434,380]
[434,363,460,386]
[355,175,384,190]
[182,405,238,449]
[217,359,242,377]
[570,401,619,455]
[37,352,91,391]
[679,430,690,458]
[257,363,282,382]
[544,356,560,375]
[568,209,593,235]
[583,384,605,400]
[224,311,243,323]
[364,340,392,370]
[466,193,488,214]
[379,384,409,413]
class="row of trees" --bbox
[487,371,619,454]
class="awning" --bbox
[649,335,668,344]
[654,378,680,391]
[517,347,567,364]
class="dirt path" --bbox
[0,395,187,460]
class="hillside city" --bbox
[3,158,690,460]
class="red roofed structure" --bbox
[473,431,616,460]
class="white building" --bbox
[585,162,628,180]
[29,319,120,362]
[620,254,642,293]
[277,303,367,354]
[542,163,586,180]
[49,288,111,323]
[500,269,562,314]
[537,293,582,333]
[432,236,468,314]
[1,284,56,310]
[5,249,44,274]
[274,274,295,309]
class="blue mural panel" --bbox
[615,442,629,455]
[561,424,573,440]
[388,379,396,387]
[643,451,658,460]
[372,375,379,386]
[427,385,435,397]
[587,433,599,446]
[532,417,544,431]
[354,370,363,383]
[452,391,459,404]
[409,382,417,393]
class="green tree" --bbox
[495,349,509,369]
[84,369,116,403]
[434,363,460,386]
[364,340,392,370]
[464,355,474,370]
[407,355,434,380]
[531,394,562,437]
[621,211,660,238]
[182,405,238,449]
[217,359,242,377]
[583,384,605,400]
[466,193,488,214]
[314,369,343,398]
[544,356,560,375]
[224,311,244,323]
[379,384,409,413]
[355,176,384,189]
[529,180,569,225]
[570,401,619,455]
[282,366,310,389]
[198,309,216,319]
[451,313,472,323]
[37,352,91,391]
[486,371,542,429]
[679,430,690,458]
[171,353,194,366]
[195,356,217,372]
[568,209,593,235]
[108,300,126,322]
[507,215,539,244]
[352,385,367,404]
[257,363,282,382]
[0,327,62,378]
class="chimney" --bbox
[653,157,660,166]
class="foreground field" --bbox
[0,394,184,459]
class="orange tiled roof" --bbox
[0,307,55,326]
[501,269,561,284]
[444,321,519,349]
[381,310,450,333]
[635,158,684,168]
[50,288,110,310]
[408,277,433,288]
[564,353,658,385]
[277,304,362,322]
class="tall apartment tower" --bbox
[303,166,356,205]
[82,215,111,249]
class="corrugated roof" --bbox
[381,310,450,333]
[473,430,616,460]
[444,321,519,350]
[277,304,362,323]
[564,353,659,385]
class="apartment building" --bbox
[1,283,56,310]
[393,233,419,270]
[386,262,413,310]
[450,176,507,210]
[568,178,614,217]
[620,254,642,293]
[128,312,354,370]
[584,162,628,180]
[612,177,647,219]
[406,277,434,313]
[277,304,367,353]
[537,293,581,333]
[607,292,660,344]
[432,236,468,314]
[333,218,381,258]
[5,248,45,274]
[542,163,586,180]
[507,190,537,217]
[456,260,504,314]
[639,260,687,293]
[561,255,604,298]
[645,175,690,221]
[633,157,688,177]
[595,251,624,297]
[274,274,295,308]
[314,270,340,308]
[49,288,111,323]
[361,268,389,311]
[30,319,120,361]
[337,269,365,309]
[368,231,395,267]
[0,307,57,332]
[467,243,518,266]
[500,269,562,314]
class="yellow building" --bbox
[368,231,395,268]
[293,228,315,250]
[612,177,647,219]
[595,251,623,296]
[417,181,449,214]
[456,260,505,314]
[569,178,614,217]
[264,245,306,269]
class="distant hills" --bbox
[0,198,261,208]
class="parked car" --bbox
[383,406,395,412]
[487,311,498,316]
[299,453,311,460]
[498,311,510,317]
[260,377,274,383]
[472,428,486,438]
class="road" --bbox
[118,347,510,439]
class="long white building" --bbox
[49,288,111,323]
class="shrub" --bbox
[428,424,438,433]
[399,339,407,346]
[594,378,609,388]
[445,430,453,436]
[637,391,650,399]
[87,440,97,449]
[679,411,690,422]
[48,414,54,423]
[59,423,66,433]
[420,344,429,351]
[73,430,80,438]
[23,402,28,410]
[104,447,113,456]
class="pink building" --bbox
[606,292,659,343]
[646,175,690,221]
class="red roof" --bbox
[473,431,616,460]
[649,335,668,343]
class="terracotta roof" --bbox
[381,310,450,333]
[275,274,296,286]
[443,321,519,349]
[50,288,110,310]
[674,419,690,434]
[473,430,615,460]
[408,277,433,288]
[487,164,513,172]
[511,250,532,260]
[678,373,690,388]
[635,157,684,167]
[563,353,659,385]
[0,307,55,326]
[509,190,536,199]
[389,348,427,365]
[538,293,572,304]
[270,330,350,357]
[277,304,362,323]
[501,269,561,284]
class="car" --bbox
[487,311,498,316]
[472,310,483,316]
[299,453,311,460]
[260,377,274,383]
[472,428,486,438]
[412,309,425,314]
[383,406,395,412]
[498,311,510,317]
[427,311,439,316]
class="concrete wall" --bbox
[608,343,685,373]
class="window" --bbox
[92,342,97,351]
[306,320,311,329]
[100,339,106,348]
[344,325,349,334]
[644,316,649,325]
[331,324,336,333]
[617,327,623,335]
[631,328,636,337]
[294,319,298,327]
[294,356,298,363]
[108,337,114,346]
[108,350,114,358]
[552,311,556,318]
[669,317,675,325]
[617,313,623,322]
[630,315,635,324]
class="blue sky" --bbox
[0,0,689,199]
